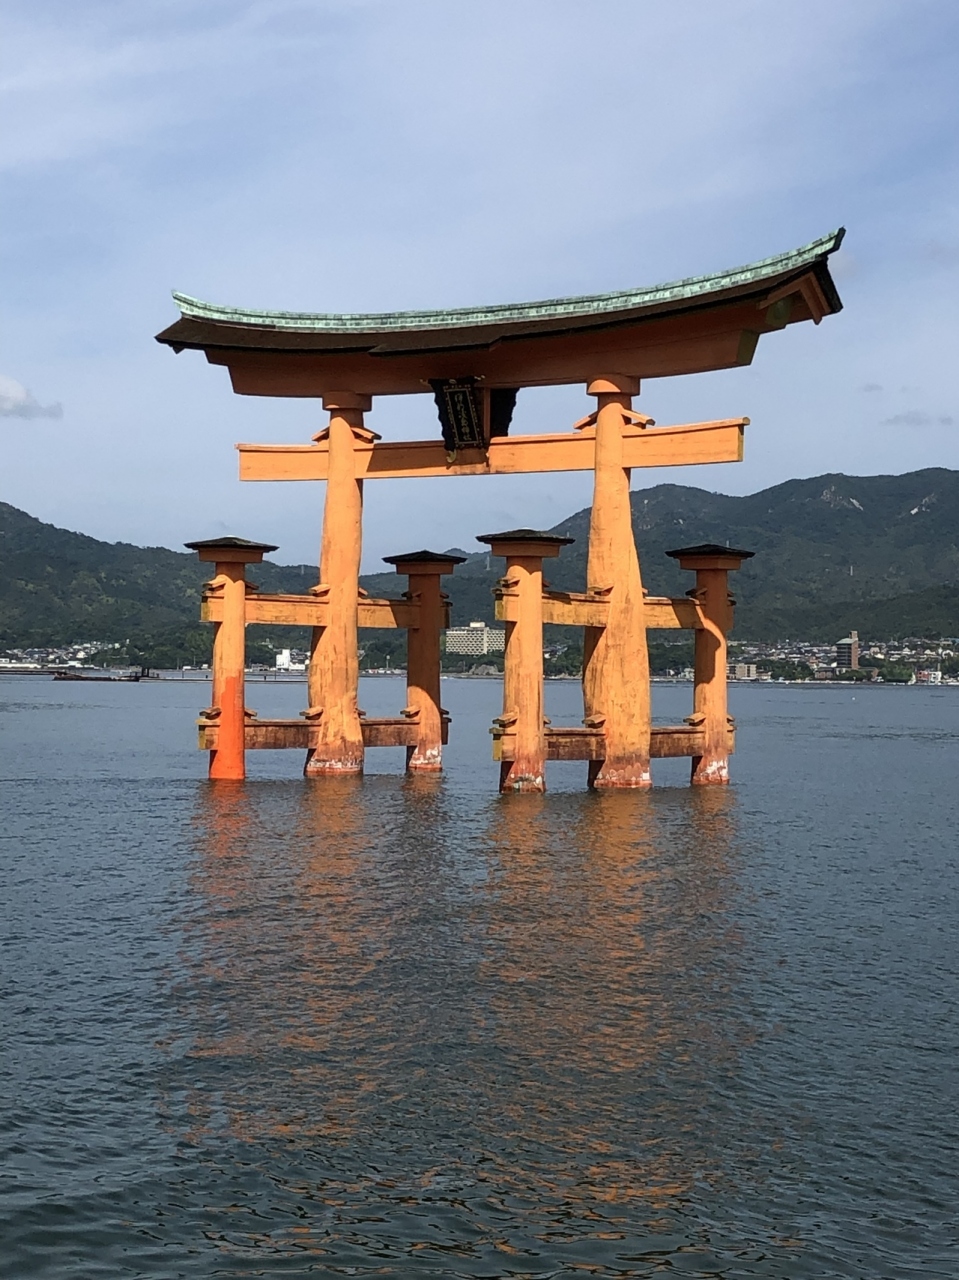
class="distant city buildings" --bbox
[275,648,307,672]
[3,631,958,684]
[445,621,506,655]
[836,630,860,670]
[727,662,759,680]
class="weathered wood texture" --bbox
[305,398,367,775]
[403,571,447,771]
[205,564,247,780]
[490,724,736,762]
[201,591,424,630]
[497,556,548,793]
[493,592,703,629]
[198,716,449,752]
[237,419,746,482]
[582,380,652,788]
[690,566,734,785]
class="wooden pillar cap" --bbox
[666,542,754,571]
[185,535,278,565]
[477,528,574,561]
[322,391,373,411]
[587,374,641,396]
[382,549,466,575]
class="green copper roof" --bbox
[172,229,844,334]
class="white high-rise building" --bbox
[444,621,506,655]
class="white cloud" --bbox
[882,411,955,427]
[0,374,62,420]
[2,0,959,558]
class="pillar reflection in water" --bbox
[473,787,748,1210]
[176,777,386,1151]
[164,778,768,1267]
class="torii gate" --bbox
[160,230,844,789]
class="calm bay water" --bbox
[1,675,957,1277]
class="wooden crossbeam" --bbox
[201,591,425,630]
[238,418,746,482]
[202,589,701,632]
[197,715,449,751]
[642,596,704,629]
[491,724,736,762]
[494,592,704,629]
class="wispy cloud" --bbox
[3,0,959,558]
[881,410,954,427]
[0,374,62,419]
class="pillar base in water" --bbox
[304,748,364,777]
[690,755,730,785]
[589,758,653,789]
[208,750,245,782]
[500,761,546,793]
[407,745,443,772]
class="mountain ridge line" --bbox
[2,466,958,650]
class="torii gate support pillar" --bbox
[305,392,374,777]
[667,544,754,785]
[480,530,573,793]
[582,375,652,789]
[383,550,465,771]
[186,536,278,781]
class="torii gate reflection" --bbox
[169,777,756,1259]
[161,231,844,789]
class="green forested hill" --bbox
[3,467,959,655]
[0,503,315,649]
[364,468,959,640]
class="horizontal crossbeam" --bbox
[201,591,428,629]
[197,715,449,751]
[238,418,746,482]
[202,588,703,632]
[493,592,704,629]
[491,724,736,762]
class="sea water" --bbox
[1,676,957,1277]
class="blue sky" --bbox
[3,0,958,568]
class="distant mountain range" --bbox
[2,467,958,653]
[365,468,959,641]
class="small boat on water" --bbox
[52,671,141,683]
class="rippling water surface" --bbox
[2,676,957,1277]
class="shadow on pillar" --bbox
[382,549,465,772]
[478,528,573,794]
[186,535,278,782]
[666,543,754,786]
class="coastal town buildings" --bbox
[836,631,860,670]
[4,634,958,685]
[444,622,506,656]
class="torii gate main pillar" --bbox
[582,376,652,789]
[305,392,373,776]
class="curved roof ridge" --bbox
[172,229,844,334]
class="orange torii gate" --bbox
[161,230,844,789]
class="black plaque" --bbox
[430,378,484,452]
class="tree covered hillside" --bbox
[3,467,959,657]
[365,469,959,641]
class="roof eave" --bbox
[156,229,845,353]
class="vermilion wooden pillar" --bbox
[582,375,652,789]
[186,536,278,781]
[666,543,754,785]
[305,392,375,777]
[478,529,572,793]
[382,549,465,771]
